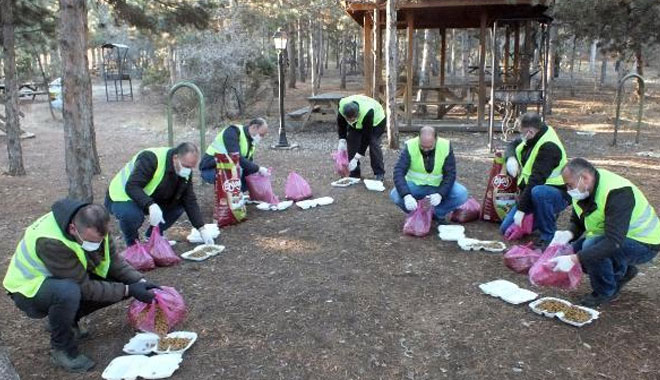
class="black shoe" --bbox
[579,292,619,308]
[50,349,95,373]
[375,174,385,181]
[45,322,89,340]
[618,265,639,291]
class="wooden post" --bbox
[440,28,446,86]
[477,11,487,128]
[363,13,374,97]
[374,9,383,100]
[513,23,520,81]
[504,25,510,80]
[385,0,399,148]
[406,12,414,128]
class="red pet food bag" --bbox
[481,152,518,223]
[215,153,247,227]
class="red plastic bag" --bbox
[450,197,481,223]
[214,153,247,227]
[147,226,181,267]
[403,198,434,237]
[128,286,186,335]
[122,240,155,271]
[245,170,280,204]
[504,242,542,274]
[504,214,534,241]
[331,150,350,178]
[529,244,583,290]
[284,171,313,201]
[481,153,518,223]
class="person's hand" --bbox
[148,204,165,227]
[404,194,418,212]
[337,139,347,151]
[348,153,362,172]
[258,166,269,176]
[428,193,442,207]
[513,210,525,227]
[198,226,215,245]
[506,156,520,177]
[550,230,574,246]
[548,255,578,272]
[128,281,160,303]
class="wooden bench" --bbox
[287,106,311,120]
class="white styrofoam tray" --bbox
[479,279,538,305]
[181,244,225,262]
[186,224,220,244]
[296,197,334,209]
[102,353,183,380]
[255,200,293,211]
[331,177,361,187]
[529,297,600,327]
[363,179,386,192]
[458,238,506,252]
[438,225,466,241]
[123,331,198,356]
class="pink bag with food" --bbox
[403,199,434,237]
[450,197,481,223]
[284,171,313,201]
[122,241,156,271]
[529,244,583,290]
[147,226,181,267]
[504,214,534,241]
[246,170,280,204]
[504,242,542,274]
[331,150,350,178]
[128,286,187,335]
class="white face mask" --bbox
[252,134,262,145]
[177,166,192,178]
[75,230,102,252]
[568,177,590,200]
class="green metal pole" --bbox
[167,81,206,149]
[613,73,645,146]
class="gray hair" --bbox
[73,204,110,235]
[342,102,359,120]
[519,112,543,130]
[248,117,268,128]
[563,157,597,177]
[173,142,199,156]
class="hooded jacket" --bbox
[35,199,143,302]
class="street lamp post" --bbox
[271,28,298,150]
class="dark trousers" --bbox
[105,195,184,246]
[347,122,386,178]
[10,278,117,355]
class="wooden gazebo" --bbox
[343,0,553,147]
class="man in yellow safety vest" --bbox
[501,112,571,247]
[3,199,160,372]
[548,158,660,307]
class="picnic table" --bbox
[300,92,344,129]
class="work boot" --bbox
[72,323,90,340]
[375,174,385,182]
[617,265,639,291]
[50,349,95,373]
[579,291,619,308]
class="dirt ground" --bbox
[2,69,660,380]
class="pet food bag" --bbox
[128,286,187,335]
[215,153,247,227]
[481,152,518,223]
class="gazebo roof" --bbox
[343,0,553,29]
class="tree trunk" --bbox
[287,25,297,89]
[545,25,557,115]
[313,24,322,93]
[324,33,330,71]
[60,0,100,202]
[2,0,26,176]
[416,29,432,114]
[569,36,577,97]
[36,52,57,120]
[599,52,607,87]
[461,30,469,79]
[385,0,398,149]
[297,19,306,82]
[168,45,176,85]
[635,45,643,98]
[449,29,456,76]
[589,40,598,74]
[319,26,324,77]
[340,35,347,89]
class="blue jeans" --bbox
[10,278,115,354]
[390,181,469,220]
[573,236,658,297]
[105,196,184,246]
[200,167,248,191]
[499,185,569,241]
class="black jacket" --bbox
[393,143,457,199]
[505,125,565,213]
[199,125,259,175]
[568,172,660,266]
[119,148,204,229]
[34,198,143,302]
[337,108,385,156]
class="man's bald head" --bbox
[419,126,437,151]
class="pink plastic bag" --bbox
[504,242,542,274]
[331,150,350,178]
[403,199,434,237]
[246,170,280,204]
[450,197,481,223]
[284,172,313,201]
[147,226,181,267]
[504,213,534,241]
[122,240,155,272]
[529,244,583,290]
[128,286,187,334]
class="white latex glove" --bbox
[506,156,520,177]
[513,210,525,227]
[548,255,578,272]
[550,230,574,246]
[148,204,165,226]
[337,139,347,151]
[198,226,215,245]
[428,193,442,207]
[258,166,269,176]
[403,194,418,212]
[348,153,362,172]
